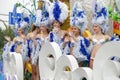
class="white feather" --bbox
[20,21,29,29]
[35,9,42,26]
[49,1,68,23]
[59,1,68,23]
[70,1,88,33]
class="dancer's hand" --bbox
[4,36,11,42]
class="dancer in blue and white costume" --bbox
[49,0,68,45]
[70,1,90,67]
[88,0,111,69]
[27,24,40,80]
[27,0,50,80]
[2,10,30,60]
[2,9,30,80]
[60,33,72,55]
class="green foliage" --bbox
[0,26,15,55]
[108,1,120,23]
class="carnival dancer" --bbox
[27,24,40,80]
[60,32,72,55]
[36,24,50,44]
[27,0,50,79]
[2,11,30,80]
[70,1,90,67]
[88,0,111,69]
[2,11,30,60]
[49,0,68,45]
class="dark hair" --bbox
[52,20,62,26]
[31,24,39,32]
[63,33,70,39]
[46,27,50,34]
[40,25,50,34]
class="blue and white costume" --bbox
[49,0,68,23]
[31,38,42,65]
[60,38,71,55]
[70,1,88,34]
[49,31,62,45]
[72,36,90,63]
[70,1,90,63]
[40,35,49,44]
[49,0,68,45]
[30,0,50,65]
[92,36,106,45]
[92,0,109,33]
[88,35,107,55]
[89,0,109,60]
[110,36,120,42]
[2,39,30,62]
[2,42,15,59]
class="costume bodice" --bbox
[92,35,106,45]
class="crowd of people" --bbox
[2,0,120,80]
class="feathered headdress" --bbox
[15,11,30,35]
[70,1,88,34]
[49,0,68,23]
[92,0,109,33]
[34,0,50,27]
[12,3,30,36]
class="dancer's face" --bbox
[53,20,60,29]
[40,26,48,33]
[17,28,23,35]
[93,24,102,34]
[72,27,80,35]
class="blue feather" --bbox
[16,18,21,28]
[50,32,54,42]
[79,40,90,60]
[96,7,107,18]
[27,39,32,58]
[23,17,29,23]
[53,2,61,21]
[36,38,41,51]
[10,44,16,52]
[101,7,107,18]
[77,11,84,18]
[84,38,90,47]
[42,5,49,18]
